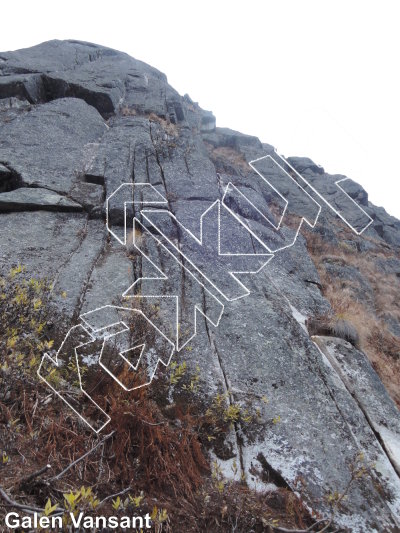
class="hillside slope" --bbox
[0,40,400,532]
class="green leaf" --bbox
[44,498,58,516]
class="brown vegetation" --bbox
[0,360,316,532]
[120,105,137,117]
[304,227,400,407]
[0,268,320,532]
[148,112,179,138]
[205,144,250,175]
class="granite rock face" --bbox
[1,40,400,532]
[0,187,84,212]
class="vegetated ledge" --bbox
[0,266,317,533]
[0,187,84,213]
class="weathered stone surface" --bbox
[0,40,186,121]
[69,181,105,216]
[0,211,89,281]
[314,336,400,477]
[50,219,107,317]
[79,243,134,316]
[368,204,400,248]
[0,96,30,110]
[287,155,325,175]
[0,187,83,212]
[288,155,400,249]
[1,40,400,532]
[211,277,400,532]
[0,97,107,194]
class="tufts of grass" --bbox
[304,228,400,406]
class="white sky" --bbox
[2,0,399,218]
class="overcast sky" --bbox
[2,0,399,218]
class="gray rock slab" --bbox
[0,187,83,212]
[1,40,400,532]
[51,219,107,317]
[0,40,183,119]
[0,211,89,284]
[210,275,400,531]
[314,335,400,477]
[0,98,107,194]
[79,242,134,318]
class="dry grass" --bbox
[307,314,360,347]
[120,105,137,116]
[205,144,250,174]
[149,112,179,138]
[0,269,317,532]
[0,361,316,532]
[118,108,179,138]
[304,229,400,406]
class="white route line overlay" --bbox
[123,217,225,351]
[220,153,322,254]
[106,183,168,246]
[221,181,321,254]
[141,200,274,302]
[80,305,175,390]
[37,152,374,432]
[37,323,110,434]
[249,153,373,236]
[37,306,175,433]
[105,153,371,363]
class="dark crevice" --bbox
[304,278,323,290]
[202,296,246,477]
[317,339,400,480]
[149,122,173,215]
[85,173,105,186]
[183,153,191,177]
[130,141,139,223]
[352,390,400,480]
[129,141,141,285]
[0,78,37,104]
[72,237,109,323]
[0,181,86,214]
[41,75,115,118]
[0,203,83,214]
[257,452,291,488]
[174,102,185,122]
[0,163,22,192]
[0,72,116,118]
[50,215,90,300]
[183,196,213,202]
[216,172,224,198]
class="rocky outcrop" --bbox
[0,187,83,212]
[1,40,400,532]
[314,336,400,477]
